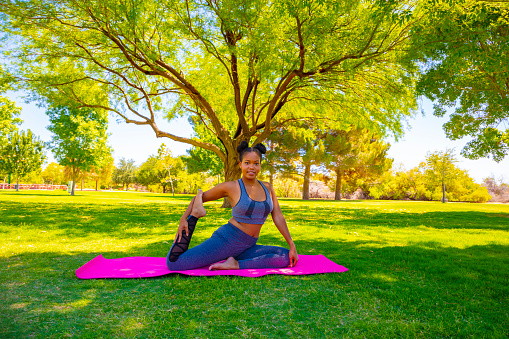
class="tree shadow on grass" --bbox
[280,205,509,231]
[2,234,508,338]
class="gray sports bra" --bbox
[232,179,273,224]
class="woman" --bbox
[166,141,298,271]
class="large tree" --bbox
[0,130,46,191]
[413,0,509,161]
[1,0,418,195]
[46,105,111,195]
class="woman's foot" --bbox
[209,257,239,270]
[191,189,206,219]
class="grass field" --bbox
[1,190,508,338]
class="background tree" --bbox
[324,127,392,200]
[41,162,65,185]
[0,130,45,191]
[112,158,137,191]
[86,153,114,190]
[423,149,457,203]
[47,105,110,195]
[412,0,509,161]
[1,0,418,199]
[482,177,509,203]
[157,144,179,196]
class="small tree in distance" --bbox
[423,149,457,203]
[113,158,137,191]
[0,130,46,191]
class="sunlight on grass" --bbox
[1,190,508,338]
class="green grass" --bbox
[1,190,508,338]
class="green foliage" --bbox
[0,129,46,188]
[0,0,418,180]
[41,162,66,185]
[0,69,22,145]
[137,145,214,194]
[324,127,392,200]
[46,105,111,194]
[369,157,492,203]
[413,0,509,161]
[112,158,137,190]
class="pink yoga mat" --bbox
[76,254,348,279]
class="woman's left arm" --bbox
[268,183,299,267]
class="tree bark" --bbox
[302,163,311,200]
[335,169,342,200]
[221,155,242,208]
[269,172,274,187]
[16,176,19,192]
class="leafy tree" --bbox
[46,106,111,195]
[0,130,45,191]
[324,127,392,200]
[1,0,419,191]
[422,149,457,203]
[369,157,491,203]
[86,153,114,190]
[412,0,509,161]
[112,158,137,191]
[41,162,65,185]
[0,68,22,145]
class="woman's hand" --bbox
[289,245,299,267]
[174,218,189,243]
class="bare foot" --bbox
[191,189,206,219]
[209,257,239,270]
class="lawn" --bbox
[1,190,508,338]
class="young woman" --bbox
[166,141,299,271]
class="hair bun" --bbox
[253,143,267,155]
[237,140,249,153]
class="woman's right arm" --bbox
[201,181,232,203]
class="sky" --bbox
[5,90,509,184]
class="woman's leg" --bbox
[210,245,290,270]
[167,223,258,271]
[237,245,290,269]
[167,191,206,263]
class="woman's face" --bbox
[239,151,261,180]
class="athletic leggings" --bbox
[166,220,290,271]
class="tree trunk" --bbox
[302,163,311,200]
[16,176,19,192]
[81,178,83,191]
[71,177,76,196]
[163,185,166,194]
[221,155,242,208]
[269,172,274,187]
[335,169,342,200]
[95,180,98,191]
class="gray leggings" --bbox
[166,222,290,271]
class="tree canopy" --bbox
[0,0,419,183]
[413,0,509,161]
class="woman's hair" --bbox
[237,141,267,162]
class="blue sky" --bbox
[6,91,508,184]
